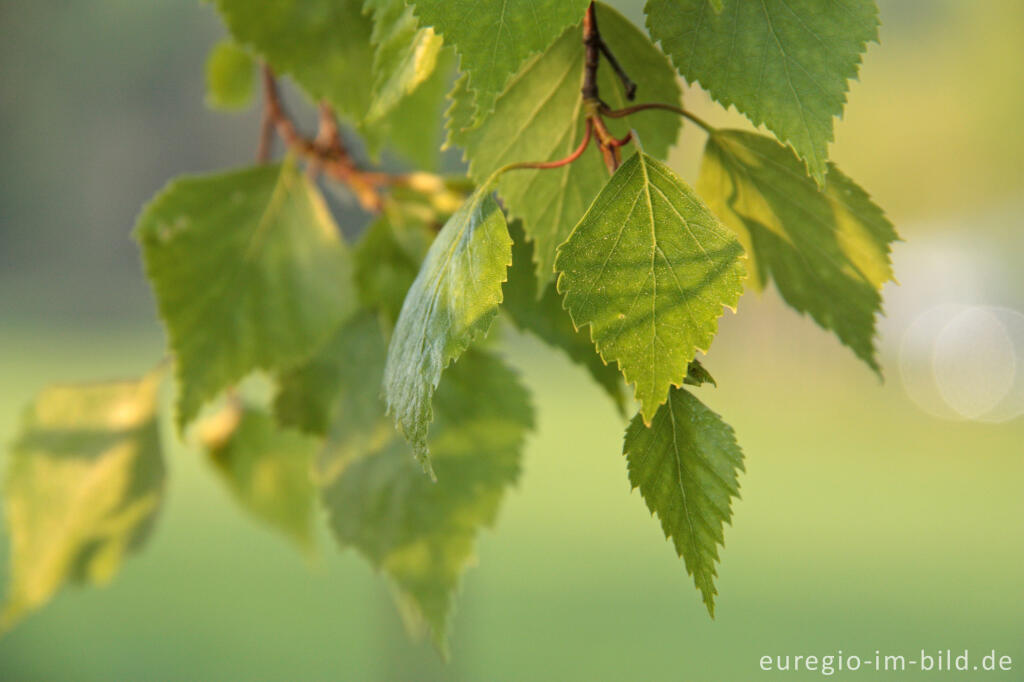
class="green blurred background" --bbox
[1,1,1022,679]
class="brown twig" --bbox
[259,65,382,211]
[502,119,593,172]
[256,106,274,163]
[600,102,715,133]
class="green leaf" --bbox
[213,0,374,122]
[364,0,444,124]
[504,221,626,414]
[449,3,682,290]
[684,358,716,387]
[275,312,387,437]
[411,0,589,121]
[623,385,743,616]
[383,183,511,476]
[353,213,432,329]
[1,375,165,632]
[321,348,533,653]
[363,45,457,171]
[555,151,745,423]
[199,405,318,551]
[204,40,255,111]
[645,0,880,184]
[136,160,356,431]
[698,129,896,372]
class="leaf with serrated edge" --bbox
[698,129,896,372]
[645,0,879,184]
[449,3,681,290]
[204,40,255,111]
[555,151,745,423]
[1,375,165,632]
[383,183,511,476]
[136,160,356,431]
[213,0,374,122]
[623,385,743,616]
[411,0,589,122]
[504,221,626,414]
[321,346,532,655]
[201,406,318,551]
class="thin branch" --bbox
[259,65,381,211]
[581,3,602,102]
[589,113,622,172]
[600,102,715,134]
[256,105,274,163]
[599,42,637,100]
[500,119,593,172]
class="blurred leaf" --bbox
[449,4,681,290]
[204,39,255,111]
[503,221,626,414]
[698,129,896,373]
[135,160,356,431]
[212,0,374,122]
[684,358,716,387]
[363,47,456,170]
[364,0,444,124]
[645,0,879,184]
[410,0,588,123]
[555,151,745,423]
[622,385,743,616]
[200,405,318,550]
[321,348,533,654]
[353,213,432,328]
[1,374,165,632]
[274,312,387,437]
[383,183,511,476]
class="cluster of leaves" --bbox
[1,0,895,654]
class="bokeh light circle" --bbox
[900,304,1024,422]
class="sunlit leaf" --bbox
[449,3,681,290]
[136,160,356,430]
[365,0,444,124]
[698,129,896,372]
[1,375,165,632]
[204,40,255,112]
[645,0,879,184]
[555,151,745,423]
[623,385,743,616]
[410,0,589,122]
[383,183,511,476]
[503,221,626,413]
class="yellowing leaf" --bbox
[698,129,897,372]
[555,152,745,423]
[623,385,743,616]
[1,375,165,632]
